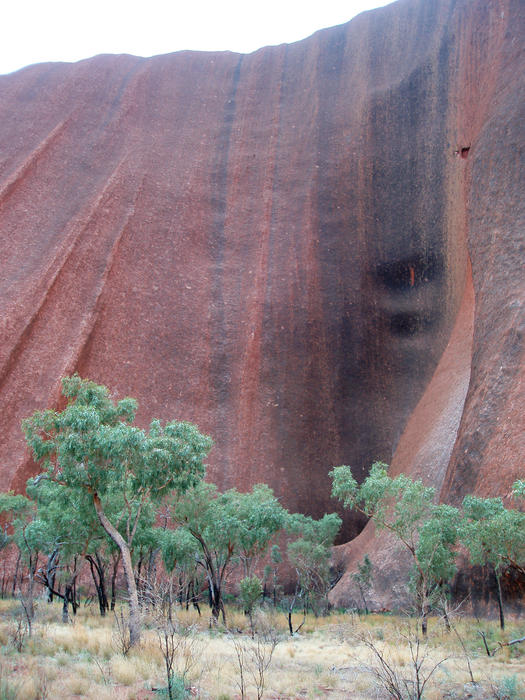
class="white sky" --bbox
[0,0,393,76]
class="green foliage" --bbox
[25,477,95,557]
[232,483,288,577]
[155,674,188,699]
[461,494,525,576]
[171,482,287,571]
[22,375,212,643]
[270,544,282,564]
[23,376,212,517]
[331,461,525,632]
[492,674,523,700]
[414,503,461,587]
[331,463,462,624]
[169,482,288,621]
[331,462,435,553]
[0,492,32,553]
[239,576,263,615]
[287,512,341,613]
[352,555,373,613]
[512,480,525,499]
[158,527,197,574]
[0,492,31,517]
[22,376,212,549]
[353,555,372,589]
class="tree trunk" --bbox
[188,580,201,616]
[494,567,505,630]
[419,582,429,637]
[96,551,109,613]
[421,593,429,637]
[1,559,8,598]
[44,548,60,603]
[442,607,451,632]
[93,494,141,646]
[136,553,144,605]
[209,581,226,625]
[360,587,369,615]
[111,551,121,610]
[422,610,428,637]
[87,553,109,616]
[26,553,37,624]
[12,550,21,597]
[62,568,81,623]
[62,585,71,623]
[145,548,158,607]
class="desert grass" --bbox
[0,598,523,698]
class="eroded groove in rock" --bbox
[2,164,143,493]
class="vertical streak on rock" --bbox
[233,48,287,488]
[208,56,244,482]
[441,0,524,501]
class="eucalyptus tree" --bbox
[169,482,288,624]
[413,503,461,629]
[159,526,202,614]
[331,462,460,634]
[232,483,288,578]
[352,555,373,614]
[12,509,50,624]
[239,575,263,636]
[25,476,97,621]
[460,494,525,630]
[23,375,212,645]
[263,544,282,606]
[0,492,30,543]
[286,512,341,619]
[1,492,36,613]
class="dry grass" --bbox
[0,598,523,698]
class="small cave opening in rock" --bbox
[460,146,470,159]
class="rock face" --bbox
[0,0,523,579]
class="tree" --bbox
[12,510,51,626]
[159,525,202,616]
[263,544,282,606]
[233,484,288,578]
[412,504,461,630]
[240,575,263,636]
[0,493,33,601]
[23,375,212,645]
[24,476,101,621]
[331,462,460,634]
[286,512,341,624]
[0,492,31,557]
[352,555,373,614]
[169,482,287,624]
[460,494,525,630]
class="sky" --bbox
[0,0,393,76]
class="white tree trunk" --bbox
[93,494,141,646]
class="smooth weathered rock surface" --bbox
[0,0,523,575]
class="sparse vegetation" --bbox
[0,377,521,697]
[0,599,522,698]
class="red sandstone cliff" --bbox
[0,0,523,593]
